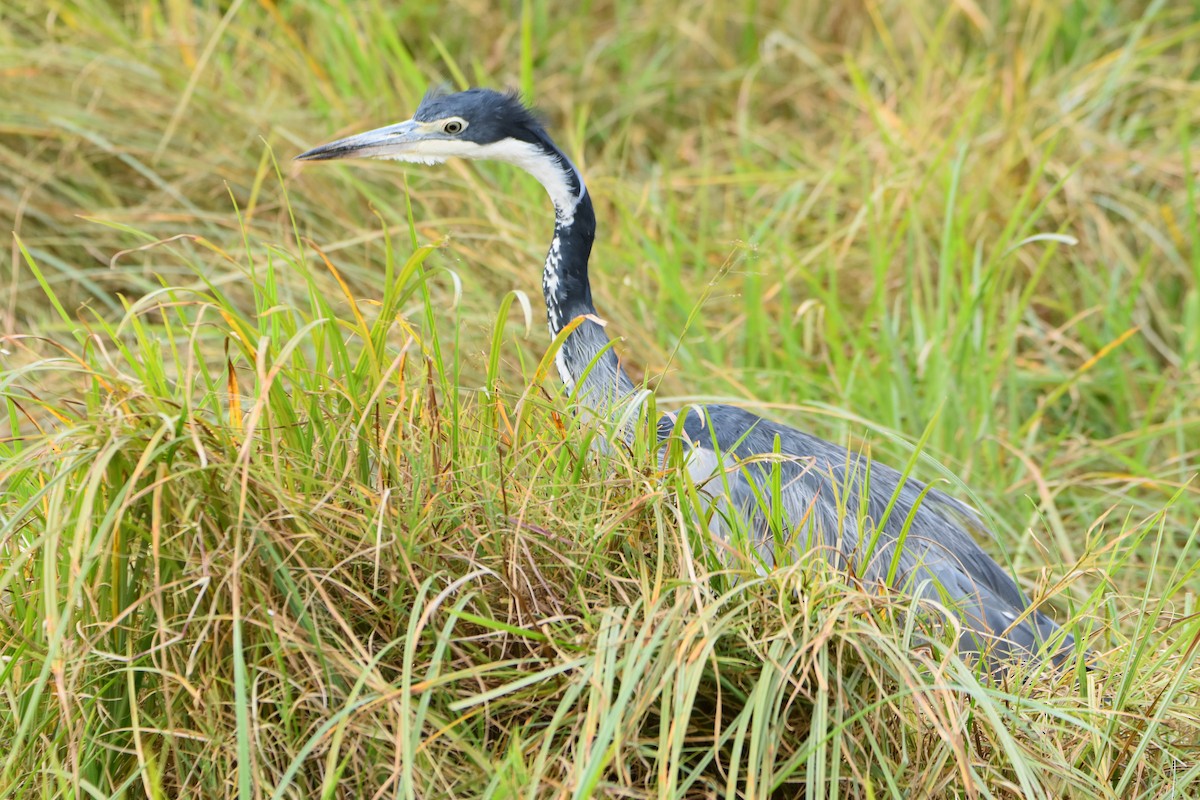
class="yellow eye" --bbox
[443,119,464,134]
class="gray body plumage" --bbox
[661,404,1070,664]
[297,87,1079,669]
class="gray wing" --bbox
[660,404,1075,667]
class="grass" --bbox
[2,0,1199,796]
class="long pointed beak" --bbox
[295,119,423,161]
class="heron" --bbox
[297,87,1080,670]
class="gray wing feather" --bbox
[665,404,1075,667]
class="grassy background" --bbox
[3,0,1199,797]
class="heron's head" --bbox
[297,87,588,219]
[296,87,551,166]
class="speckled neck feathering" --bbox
[529,134,637,411]
[296,87,1086,674]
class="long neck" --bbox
[518,136,636,413]
[542,174,597,335]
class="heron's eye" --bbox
[443,119,465,134]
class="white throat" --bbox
[473,139,585,222]
[387,138,585,222]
